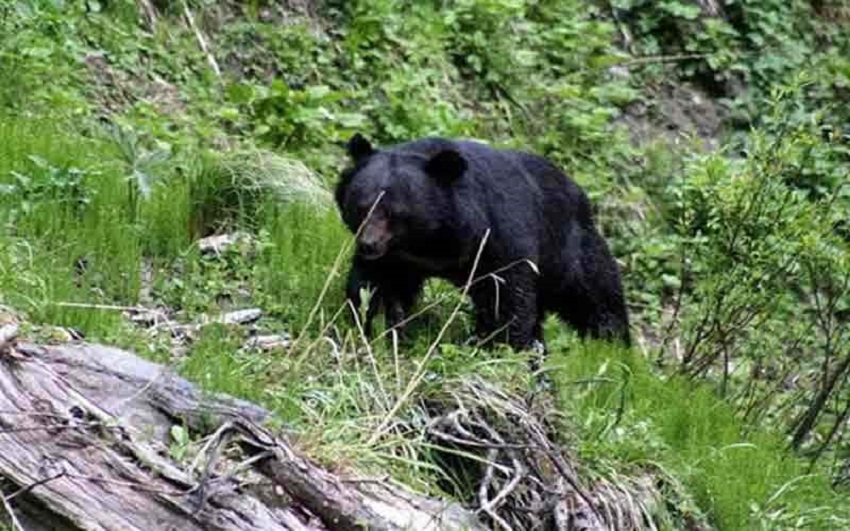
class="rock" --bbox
[128,307,169,327]
[0,322,19,353]
[245,334,291,352]
[218,308,263,325]
[197,231,253,256]
[615,81,725,151]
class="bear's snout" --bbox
[357,240,386,260]
[357,218,392,260]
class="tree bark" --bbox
[0,341,483,531]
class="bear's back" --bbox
[385,137,594,226]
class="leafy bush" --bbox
[659,82,850,474]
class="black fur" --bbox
[336,134,630,350]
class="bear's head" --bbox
[335,133,467,261]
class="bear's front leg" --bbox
[469,279,500,344]
[502,268,541,351]
[382,272,425,334]
[470,267,540,351]
[347,256,425,339]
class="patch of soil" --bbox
[616,79,728,150]
[84,52,186,118]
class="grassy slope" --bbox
[1,2,848,529]
[549,335,847,529]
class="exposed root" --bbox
[425,377,706,531]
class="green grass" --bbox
[547,332,849,530]
[0,114,348,329]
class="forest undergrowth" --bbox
[1,1,849,528]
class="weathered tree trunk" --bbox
[0,339,483,531]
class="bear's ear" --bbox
[346,133,374,162]
[424,149,467,185]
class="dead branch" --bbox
[136,0,157,32]
[0,341,482,530]
[425,377,705,530]
[181,0,222,79]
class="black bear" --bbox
[335,133,630,351]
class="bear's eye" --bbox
[357,204,377,220]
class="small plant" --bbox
[0,154,94,222]
[103,120,171,222]
[169,424,192,462]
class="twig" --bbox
[189,421,235,476]
[191,422,235,512]
[185,450,274,500]
[523,421,606,526]
[659,242,688,359]
[0,483,26,531]
[224,451,273,479]
[302,301,348,359]
[429,428,532,450]
[617,52,710,68]
[181,0,221,79]
[376,257,538,340]
[341,475,391,484]
[347,299,390,413]
[478,448,511,531]
[475,418,526,529]
[429,410,534,450]
[392,329,401,395]
[52,301,150,313]
[322,336,342,360]
[472,320,513,350]
[137,0,157,32]
[472,413,527,516]
[481,449,525,514]
[6,472,66,501]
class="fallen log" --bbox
[0,340,483,531]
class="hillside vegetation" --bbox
[1,1,849,529]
